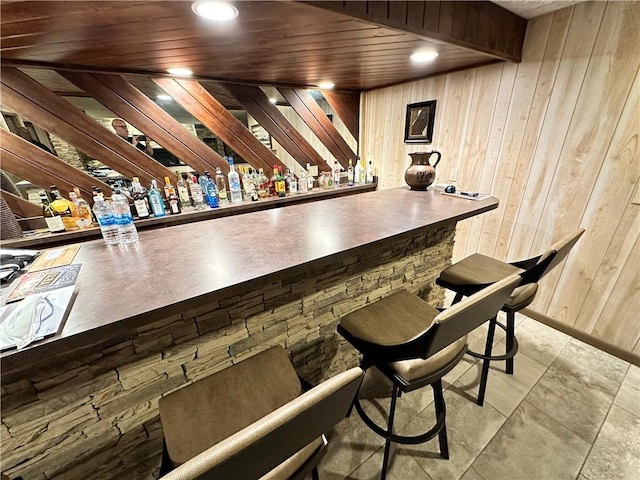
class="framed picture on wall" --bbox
[404,100,437,144]
[251,124,272,149]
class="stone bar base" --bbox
[1,224,455,479]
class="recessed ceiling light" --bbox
[317,82,335,90]
[167,68,193,76]
[410,49,439,63]
[156,94,172,101]
[269,97,277,104]
[192,1,238,21]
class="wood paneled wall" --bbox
[360,1,640,354]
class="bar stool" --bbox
[338,275,521,480]
[436,228,585,405]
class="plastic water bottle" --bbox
[92,195,120,245]
[111,189,139,244]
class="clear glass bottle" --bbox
[298,169,308,193]
[366,160,375,184]
[111,188,138,243]
[347,159,354,186]
[215,167,228,203]
[92,194,120,245]
[147,179,166,218]
[354,157,363,185]
[287,169,297,194]
[130,177,150,219]
[189,175,205,210]
[257,168,269,198]
[243,167,258,201]
[49,185,77,230]
[69,190,93,228]
[40,192,65,233]
[164,178,181,215]
[227,158,242,202]
[176,171,191,209]
[332,162,341,188]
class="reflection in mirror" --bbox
[404,100,436,144]
[261,88,358,177]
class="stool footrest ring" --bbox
[466,320,518,361]
[353,395,445,445]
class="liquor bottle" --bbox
[257,168,269,198]
[332,161,341,187]
[190,175,205,210]
[69,190,93,228]
[287,169,297,194]
[203,172,219,208]
[276,166,286,197]
[215,167,228,203]
[40,192,65,233]
[358,157,366,184]
[306,163,314,191]
[177,172,191,209]
[298,169,308,193]
[164,178,181,214]
[131,177,150,219]
[49,185,77,230]
[148,180,166,217]
[163,176,174,200]
[353,157,364,185]
[92,194,119,245]
[243,167,258,201]
[366,160,375,184]
[227,158,242,202]
[347,159,354,186]
[111,189,138,244]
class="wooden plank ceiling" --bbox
[0,1,526,92]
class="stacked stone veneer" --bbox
[1,224,455,480]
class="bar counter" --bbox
[0,187,498,480]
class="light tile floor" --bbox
[319,313,640,480]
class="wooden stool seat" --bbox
[338,276,521,480]
[436,228,585,406]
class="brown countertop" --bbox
[5,182,377,249]
[0,187,498,371]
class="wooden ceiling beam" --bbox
[303,1,527,62]
[278,88,357,169]
[59,71,230,175]
[154,78,285,175]
[222,83,331,172]
[1,130,112,200]
[0,67,175,188]
[1,190,43,218]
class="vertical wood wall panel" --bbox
[359,1,640,353]
[530,1,640,315]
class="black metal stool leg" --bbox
[311,466,320,480]
[477,317,497,406]
[506,311,515,375]
[381,383,400,480]
[432,380,449,459]
[452,292,464,305]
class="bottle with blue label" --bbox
[147,180,166,218]
[92,194,120,245]
[203,171,219,208]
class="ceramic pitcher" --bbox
[404,151,441,190]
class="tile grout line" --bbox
[574,362,633,480]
